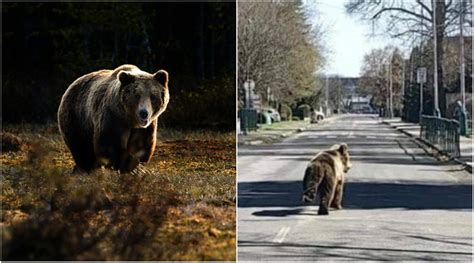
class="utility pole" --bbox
[402,59,405,97]
[460,0,466,110]
[432,0,440,117]
[402,58,405,115]
[459,0,467,135]
[389,56,393,118]
[385,63,390,118]
[325,75,329,117]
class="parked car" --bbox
[261,108,281,123]
[257,111,272,124]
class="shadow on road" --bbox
[273,156,457,166]
[238,180,472,214]
[237,240,473,260]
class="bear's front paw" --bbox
[120,154,140,173]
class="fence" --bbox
[468,119,473,136]
[420,115,461,158]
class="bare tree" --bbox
[327,76,347,112]
[346,0,472,116]
[358,46,404,112]
[238,1,325,107]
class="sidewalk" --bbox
[382,117,473,172]
[238,115,341,146]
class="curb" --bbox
[381,120,472,173]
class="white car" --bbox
[310,110,325,123]
[262,108,281,122]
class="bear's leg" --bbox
[318,176,336,215]
[94,127,139,173]
[62,129,96,172]
[127,120,157,163]
[118,150,140,172]
[331,180,344,209]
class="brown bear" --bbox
[302,143,352,215]
[57,64,169,173]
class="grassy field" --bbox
[1,124,236,260]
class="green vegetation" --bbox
[1,125,236,260]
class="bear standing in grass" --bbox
[302,144,352,215]
[58,64,169,173]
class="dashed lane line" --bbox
[273,227,291,243]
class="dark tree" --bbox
[2,2,236,129]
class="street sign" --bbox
[417,67,426,84]
[252,94,261,109]
[417,67,426,118]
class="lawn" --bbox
[259,120,309,131]
[1,124,236,260]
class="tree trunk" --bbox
[210,29,215,79]
[112,29,118,65]
[141,19,152,70]
[436,1,447,116]
[196,3,205,80]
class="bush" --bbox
[279,104,292,121]
[1,132,23,152]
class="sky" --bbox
[303,0,393,78]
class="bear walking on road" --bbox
[58,64,169,173]
[302,144,352,215]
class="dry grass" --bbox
[1,124,236,260]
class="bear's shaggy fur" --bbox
[58,64,169,173]
[302,143,352,215]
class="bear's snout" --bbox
[139,109,149,120]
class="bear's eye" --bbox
[150,94,158,103]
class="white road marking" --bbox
[347,135,356,138]
[347,121,356,137]
[326,135,337,138]
[273,227,291,243]
[366,135,376,139]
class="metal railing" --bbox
[420,115,461,158]
[468,119,473,136]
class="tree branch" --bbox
[372,7,432,22]
[416,0,432,16]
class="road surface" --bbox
[238,114,472,261]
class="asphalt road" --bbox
[238,114,472,261]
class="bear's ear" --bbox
[118,71,135,85]
[154,70,168,87]
[338,143,348,154]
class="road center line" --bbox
[348,120,356,137]
[273,227,291,243]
